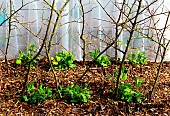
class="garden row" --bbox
[15,44,147,105]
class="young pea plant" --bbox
[117,75,145,103]
[114,66,128,81]
[135,76,145,88]
[118,83,143,103]
[111,66,144,103]
[90,49,110,67]
[16,44,37,68]
[51,51,76,70]
[22,81,52,104]
[56,83,92,103]
[127,48,147,66]
[106,66,129,89]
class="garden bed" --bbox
[0,59,170,115]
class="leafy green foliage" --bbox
[118,83,143,103]
[51,51,76,70]
[120,66,128,80]
[16,44,37,68]
[113,67,119,77]
[135,76,145,88]
[106,75,111,80]
[90,49,110,67]
[112,66,144,103]
[22,81,52,104]
[113,66,128,81]
[127,49,147,66]
[56,84,92,103]
[117,76,144,103]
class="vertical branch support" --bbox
[79,0,86,65]
[5,0,12,63]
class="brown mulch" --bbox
[0,58,170,115]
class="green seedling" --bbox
[117,75,144,103]
[127,48,147,66]
[16,44,37,68]
[113,66,128,81]
[118,83,143,103]
[90,49,110,67]
[114,67,119,77]
[6,93,10,98]
[16,59,21,65]
[106,75,111,80]
[112,67,144,103]
[22,81,52,104]
[120,66,128,80]
[51,51,76,70]
[135,76,145,88]
[56,84,92,103]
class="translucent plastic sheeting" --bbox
[0,0,170,61]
